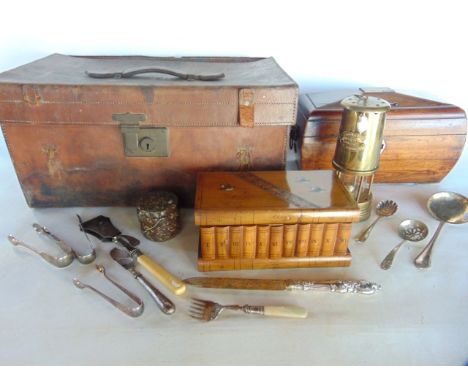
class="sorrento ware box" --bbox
[0,54,298,207]
[194,170,360,271]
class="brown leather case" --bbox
[295,88,467,183]
[0,54,298,206]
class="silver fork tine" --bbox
[189,307,205,313]
[192,299,206,304]
[189,300,206,309]
[190,304,204,309]
[192,297,210,304]
[188,298,217,321]
[189,308,204,315]
[189,298,210,321]
[190,299,205,305]
[191,303,206,309]
[189,305,205,319]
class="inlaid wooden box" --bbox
[194,170,360,271]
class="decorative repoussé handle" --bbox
[286,280,381,294]
[380,240,405,270]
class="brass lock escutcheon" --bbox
[113,113,169,157]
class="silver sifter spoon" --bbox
[380,219,428,270]
[355,200,398,242]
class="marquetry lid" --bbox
[194,170,360,226]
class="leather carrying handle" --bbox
[85,67,225,81]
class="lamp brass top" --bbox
[333,95,391,175]
[341,94,391,112]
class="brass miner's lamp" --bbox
[333,94,391,221]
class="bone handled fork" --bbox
[189,298,308,321]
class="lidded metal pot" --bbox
[136,191,180,242]
[332,94,391,221]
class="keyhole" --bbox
[139,137,155,152]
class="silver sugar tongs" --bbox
[8,222,95,266]
[73,264,144,318]
[8,223,76,268]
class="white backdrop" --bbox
[1,0,467,106]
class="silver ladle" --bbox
[414,192,468,269]
[380,219,428,270]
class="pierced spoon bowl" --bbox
[355,200,398,242]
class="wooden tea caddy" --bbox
[194,170,360,271]
[295,88,467,183]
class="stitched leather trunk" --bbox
[0,54,298,207]
[295,88,466,183]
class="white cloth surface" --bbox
[0,133,467,366]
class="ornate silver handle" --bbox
[134,273,176,315]
[380,240,405,270]
[286,280,381,294]
[414,221,445,269]
[355,216,381,242]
